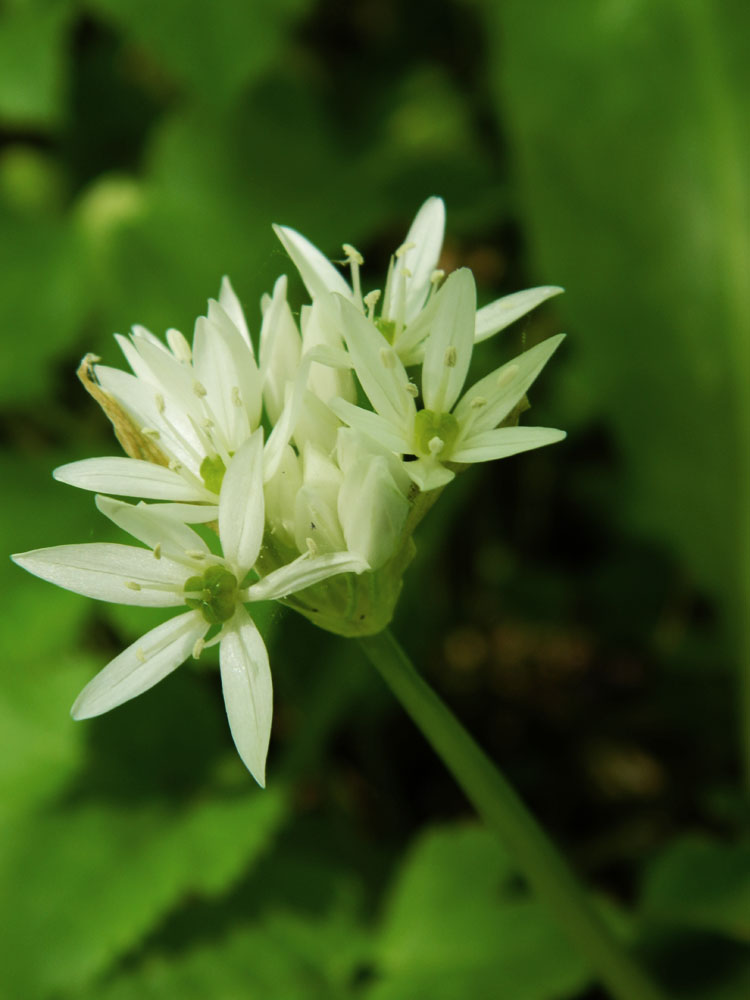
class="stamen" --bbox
[430,269,445,286]
[379,347,396,369]
[186,550,206,560]
[193,380,207,398]
[231,386,242,407]
[306,537,318,556]
[192,637,205,660]
[136,647,146,663]
[444,346,457,368]
[497,363,520,388]
[428,436,445,456]
[155,393,166,414]
[153,543,162,560]
[364,289,381,318]
[343,243,364,307]
[141,427,161,439]
[470,396,488,409]
[168,459,183,472]
[125,581,142,591]
[405,382,419,397]
[395,240,416,259]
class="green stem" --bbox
[359,629,668,1000]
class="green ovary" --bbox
[184,564,238,624]
[375,318,397,344]
[200,454,227,493]
[413,409,459,458]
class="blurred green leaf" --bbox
[87,0,313,106]
[0,789,288,998]
[0,0,73,127]
[485,0,750,619]
[368,823,591,1000]
[642,835,750,942]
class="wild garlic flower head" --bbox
[13,433,367,785]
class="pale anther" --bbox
[497,363,520,388]
[395,240,416,259]
[168,459,182,472]
[136,647,146,664]
[470,396,488,409]
[342,243,364,266]
[142,427,160,439]
[306,537,318,556]
[364,289,381,314]
[428,436,445,456]
[155,393,166,414]
[125,580,142,591]
[231,386,242,406]
[444,346,457,368]
[380,347,396,369]
[405,382,419,397]
[193,380,207,398]
[152,543,162,560]
[400,266,412,279]
[430,269,445,286]
[192,637,205,660]
[186,550,206,560]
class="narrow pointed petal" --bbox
[245,551,368,603]
[401,196,446,321]
[54,457,214,501]
[12,543,187,606]
[421,268,476,413]
[273,224,353,301]
[451,426,566,463]
[95,495,209,560]
[333,295,415,429]
[219,275,253,348]
[72,611,206,719]
[219,432,265,571]
[475,286,564,342]
[329,397,412,455]
[219,605,273,786]
[453,334,566,437]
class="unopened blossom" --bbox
[273,196,562,365]
[327,267,565,491]
[13,433,367,785]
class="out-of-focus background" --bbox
[2,1,749,998]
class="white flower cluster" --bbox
[13,197,565,786]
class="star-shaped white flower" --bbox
[328,268,566,491]
[12,432,367,785]
[273,196,562,364]
[54,279,296,507]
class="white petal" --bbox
[273,224,353,301]
[72,611,206,719]
[259,276,302,423]
[334,295,415,429]
[475,286,564,342]
[95,495,209,561]
[246,551,368,603]
[219,606,273,787]
[401,196,446,321]
[451,426,566,463]
[130,501,219,523]
[453,334,565,437]
[12,543,187,606]
[219,275,253,349]
[219,432,265,571]
[338,456,410,569]
[422,268,476,414]
[405,458,455,492]
[54,457,214,501]
[329,397,412,455]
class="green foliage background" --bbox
[1,1,749,997]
